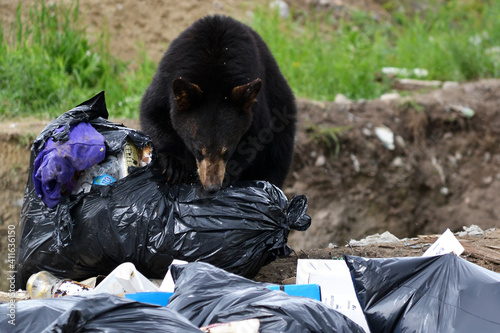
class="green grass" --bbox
[254,0,500,101]
[1,0,500,119]
[0,1,155,119]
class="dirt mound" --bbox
[286,79,500,249]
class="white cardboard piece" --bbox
[422,228,465,257]
[296,259,371,333]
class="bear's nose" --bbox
[204,183,221,193]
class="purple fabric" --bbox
[33,122,106,208]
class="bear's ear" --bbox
[231,78,262,112]
[172,77,203,111]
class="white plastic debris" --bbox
[91,262,159,295]
[456,225,485,238]
[374,126,395,150]
[347,231,400,247]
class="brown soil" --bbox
[1,0,499,289]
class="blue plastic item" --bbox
[267,284,321,301]
[125,292,174,306]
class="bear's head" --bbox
[170,77,262,192]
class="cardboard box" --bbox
[296,259,370,333]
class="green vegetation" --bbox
[1,0,499,119]
[0,1,155,119]
[307,124,351,156]
[256,0,500,101]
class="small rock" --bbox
[315,155,326,167]
[374,126,395,150]
[350,154,360,173]
[328,243,338,249]
[395,135,406,149]
[311,100,326,109]
[362,128,372,137]
[483,176,493,185]
[380,92,401,101]
[392,156,404,167]
[269,0,290,19]
[443,132,453,140]
[334,93,352,104]
[440,186,450,196]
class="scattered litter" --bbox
[345,253,500,333]
[27,271,92,299]
[422,228,464,257]
[347,231,400,247]
[374,126,395,150]
[456,224,485,237]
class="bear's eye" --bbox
[195,149,203,159]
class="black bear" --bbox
[140,15,296,192]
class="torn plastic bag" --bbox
[16,92,311,289]
[0,294,201,333]
[166,262,365,333]
[344,253,500,333]
[33,122,106,208]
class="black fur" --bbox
[140,15,296,189]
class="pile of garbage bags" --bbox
[15,92,311,289]
[2,262,364,333]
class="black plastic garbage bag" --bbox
[16,92,311,289]
[344,253,500,333]
[166,262,365,333]
[0,294,201,332]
